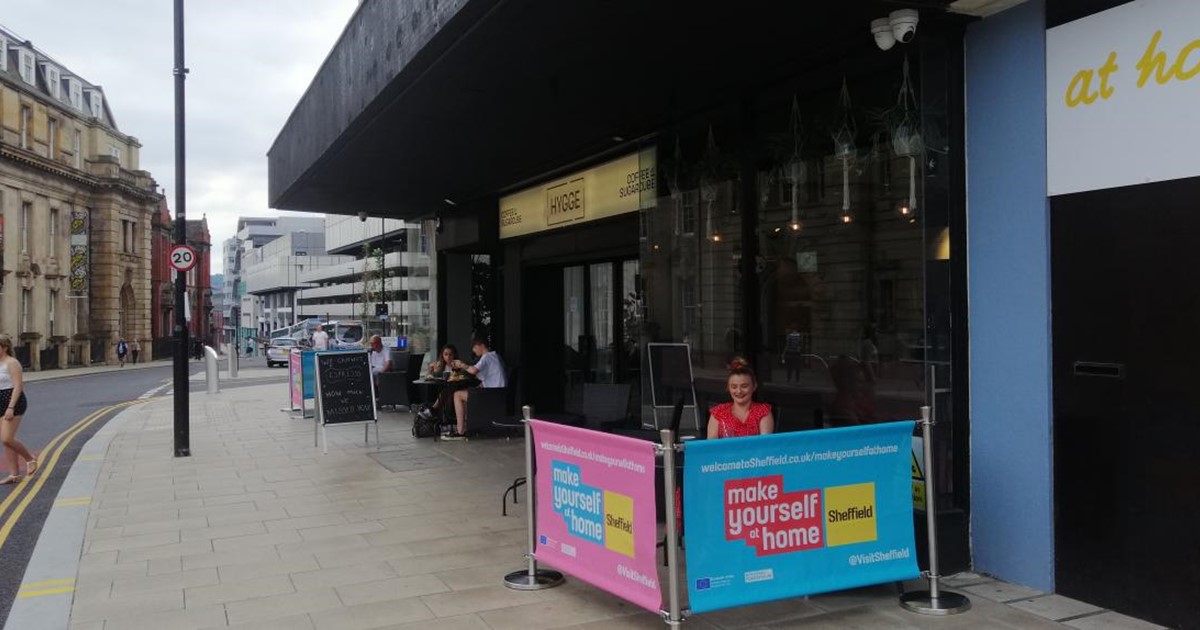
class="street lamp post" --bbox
[172,0,190,457]
[347,266,357,321]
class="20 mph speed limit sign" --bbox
[169,244,198,272]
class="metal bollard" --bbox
[203,345,220,394]
[227,344,238,378]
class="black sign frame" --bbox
[313,350,379,453]
[646,342,700,431]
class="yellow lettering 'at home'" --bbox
[1137,30,1173,87]
[1066,70,1099,108]
[1171,39,1200,80]
[1098,51,1119,99]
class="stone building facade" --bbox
[0,29,160,369]
[150,202,213,358]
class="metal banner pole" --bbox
[659,429,684,626]
[504,405,564,590]
[900,405,970,615]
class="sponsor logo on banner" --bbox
[531,420,662,612]
[684,421,919,613]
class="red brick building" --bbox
[150,200,213,358]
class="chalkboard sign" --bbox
[315,351,376,426]
[646,343,700,430]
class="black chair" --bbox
[375,351,426,411]
[404,352,426,404]
[580,383,632,431]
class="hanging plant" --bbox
[831,78,858,220]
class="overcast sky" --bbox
[1,0,360,274]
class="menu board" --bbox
[315,351,376,426]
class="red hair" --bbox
[726,356,757,384]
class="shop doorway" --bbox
[522,259,641,416]
[1051,178,1200,630]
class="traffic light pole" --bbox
[172,0,190,457]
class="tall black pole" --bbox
[173,0,190,457]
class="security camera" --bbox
[357,211,368,222]
[871,17,895,51]
[889,9,919,44]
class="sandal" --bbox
[0,475,21,485]
[25,460,38,477]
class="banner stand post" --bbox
[900,404,971,615]
[504,405,564,591]
[659,429,685,627]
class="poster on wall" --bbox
[683,421,919,613]
[69,209,89,294]
[1047,0,1200,195]
[529,420,662,612]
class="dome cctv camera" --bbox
[357,211,368,222]
[871,17,895,51]
[889,9,919,44]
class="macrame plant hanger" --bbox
[832,78,857,223]
[891,56,923,217]
[788,95,806,232]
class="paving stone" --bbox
[185,573,296,607]
[1010,595,1106,622]
[223,588,343,626]
[963,580,1047,603]
[309,596,436,630]
[336,574,451,607]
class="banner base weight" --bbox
[504,569,564,591]
[900,590,971,615]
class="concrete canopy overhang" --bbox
[268,0,956,221]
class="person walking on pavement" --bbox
[130,339,141,365]
[0,334,37,485]
[311,324,330,351]
[116,338,128,367]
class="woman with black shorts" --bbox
[0,334,36,485]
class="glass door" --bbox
[560,259,640,412]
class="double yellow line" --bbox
[0,400,142,553]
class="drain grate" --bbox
[368,446,462,472]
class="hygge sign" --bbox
[1047,0,1200,195]
[499,148,656,239]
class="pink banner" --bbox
[530,420,662,612]
[289,350,302,409]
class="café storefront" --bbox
[269,0,975,584]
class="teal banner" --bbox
[683,421,919,613]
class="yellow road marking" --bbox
[53,497,92,507]
[20,578,74,589]
[17,586,75,598]
[16,577,76,598]
[0,400,142,553]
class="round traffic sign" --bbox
[169,244,198,272]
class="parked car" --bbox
[266,337,298,367]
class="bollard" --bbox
[227,344,238,378]
[203,345,220,394]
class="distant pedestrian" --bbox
[116,338,128,367]
[130,339,141,365]
[311,324,330,351]
[0,334,37,485]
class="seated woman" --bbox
[417,344,459,422]
[427,344,458,378]
[707,357,775,439]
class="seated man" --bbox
[367,335,392,395]
[442,336,507,440]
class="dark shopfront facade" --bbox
[271,0,975,601]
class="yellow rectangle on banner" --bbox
[824,482,878,547]
[604,490,635,558]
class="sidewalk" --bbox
[23,359,175,383]
[6,382,1167,630]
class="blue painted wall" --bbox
[965,0,1054,591]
